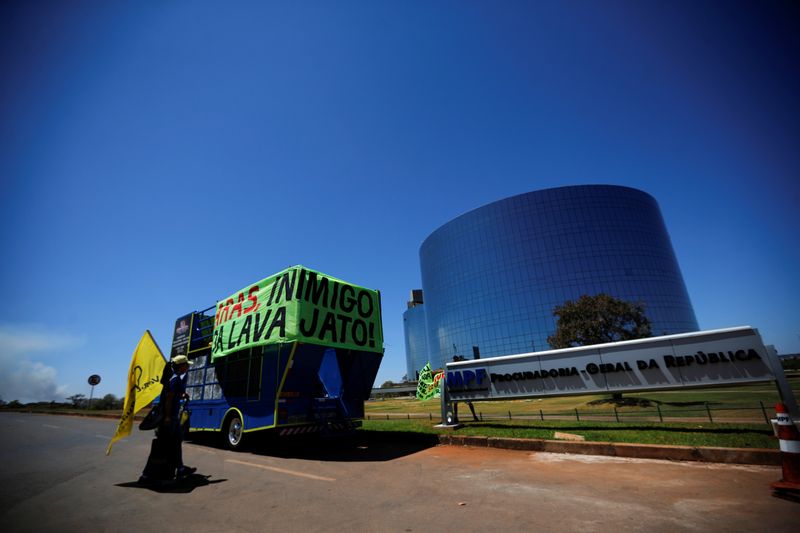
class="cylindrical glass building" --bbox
[414,185,698,371]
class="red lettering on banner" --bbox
[230,293,244,318]
[245,285,260,314]
[215,298,236,326]
[215,286,261,326]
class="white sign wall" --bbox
[445,327,776,401]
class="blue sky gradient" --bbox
[1,1,798,402]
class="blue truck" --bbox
[170,266,384,449]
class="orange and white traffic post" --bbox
[772,402,800,493]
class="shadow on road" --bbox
[186,430,439,462]
[771,490,800,504]
[260,431,439,462]
[116,474,227,493]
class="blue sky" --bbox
[1,1,798,403]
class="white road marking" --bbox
[226,459,335,482]
[184,444,217,454]
[94,435,110,440]
[42,424,60,429]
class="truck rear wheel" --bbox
[224,414,244,450]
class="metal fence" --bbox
[365,401,777,425]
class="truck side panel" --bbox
[187,341,382,434]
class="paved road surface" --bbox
[1,413,798,532]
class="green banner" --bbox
[211,266,383,361]
[416,363,441,400]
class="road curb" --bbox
[437,434,781,465]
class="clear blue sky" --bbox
[1,1,798,403]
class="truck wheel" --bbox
[224,414,244,450]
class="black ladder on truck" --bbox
[188,306,216,356]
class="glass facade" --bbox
[412,185,699,371]
[403,304,428,379]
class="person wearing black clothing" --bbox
[138,355,196,484]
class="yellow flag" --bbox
[107,331,166,455]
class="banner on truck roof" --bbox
[211,266,383,361]
[170,313,192,358]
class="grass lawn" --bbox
[360,419,778,449]
[361,376,800,449]
[366,376,799,423]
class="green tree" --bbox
[547,294,652,349]
[66,394,86,408]
[100,393,120,410]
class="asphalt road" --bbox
[1,412,798,532]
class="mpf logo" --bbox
[447,369,489,391]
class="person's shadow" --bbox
[116,474,227,493]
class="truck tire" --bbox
[224,413,244,450]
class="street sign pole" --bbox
[87,375,101,409]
